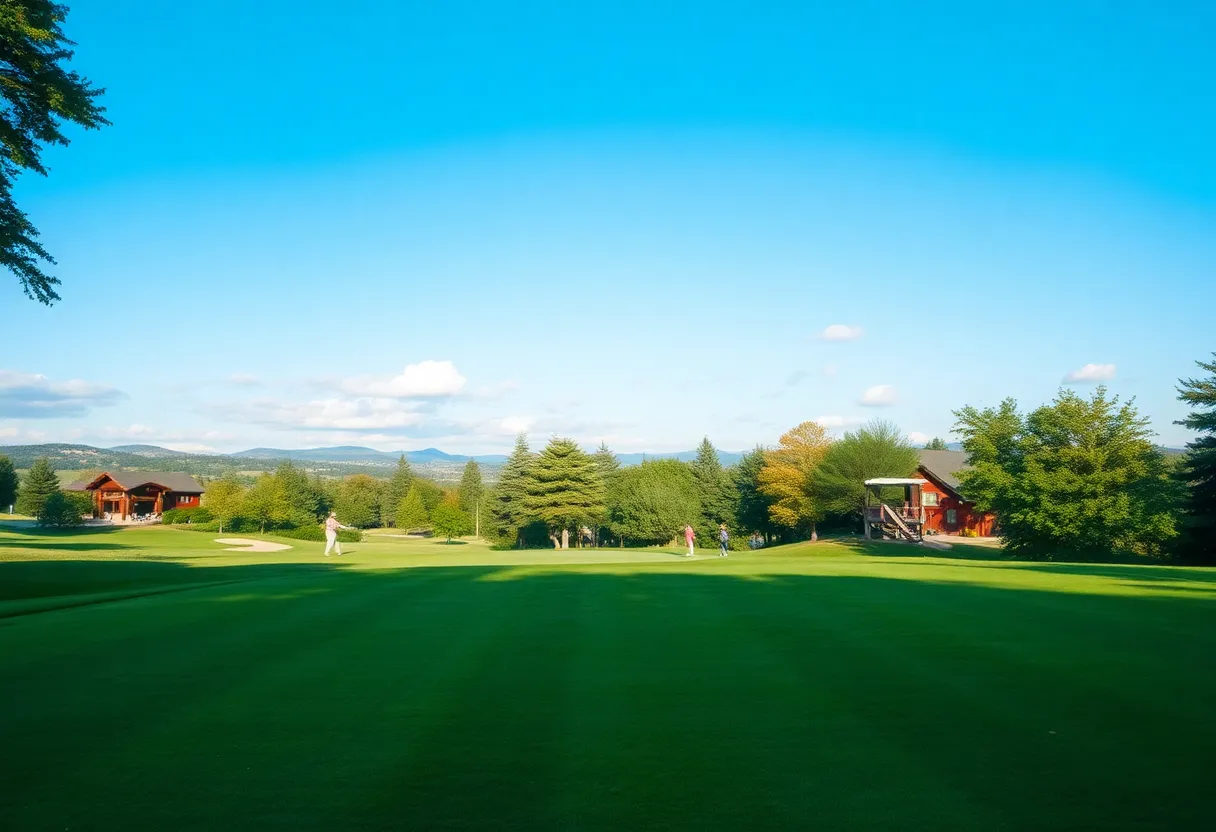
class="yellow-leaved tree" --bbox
[758,420,832,540]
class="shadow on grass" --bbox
[0,541,136,552]
[0,556,1214,831]
[0,524,126,537]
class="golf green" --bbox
[2,526,1214,830]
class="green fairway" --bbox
[2,526,1214,830]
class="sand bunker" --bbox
[214,537,294,553]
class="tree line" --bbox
[2,353,1212,563]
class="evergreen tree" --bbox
[1175,354,1216,564]
[203,475,246,534]
[0,453,18,511]
[490,434,535,547]
[15,456,58,517]
[394,485,429,532]
[430,495,472,543]
[380,455,414,526]
[243,474,292,533]
[690,436,738,543]
[593,442,621,480]
[273,461,320,526]
[457,460,484,536]
[923,437,949,450]
[525,437,605,549]
[813,420,920,523]
[734,446,776,542]
[591,442,622,545]
[954,387,1178,560]
[1,1,109,304]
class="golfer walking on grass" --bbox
[324,511,352,556]
[684,524,696,557]
[719,523,730,557]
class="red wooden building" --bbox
[70,471,205,521]
[916,450,997,536]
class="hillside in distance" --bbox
[1,443,749,484]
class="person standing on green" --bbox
[324,511,352,556]
[718,524,730,557]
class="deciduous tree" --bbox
[923,437,949,450]
[273,461,320,526]
[1,1,108,304]
[813,420,919,523]
[1175,354,1216,564]
[243,473,292,533]
[430,496,471,543]
[758,421,831,538]
[334,474,382,529]
[203,475,245,534]
[606,459,700,546]
[954,387,1178,560]
[15,456,58,516]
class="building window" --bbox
[923,492,939,507]
[946,509,958,525]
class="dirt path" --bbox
[214,538,294,553]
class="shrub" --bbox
[169,521,222,533]
[959,528,979,538]
[38,491,84,527]
[274,525,362,543]
[163,507,215,524]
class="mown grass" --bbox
[1,526,1213,830]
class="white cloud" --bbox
[0,426,17,438]
[229,373,262,386]
[342,360,466,398]
[499,416,535,435]
[859,384,898,406]
[1064,363,1116,383]
[0,370,124,418]
[266,398,427,431]
[907,431,932,445]
[815,415,866,429]
[818,324,864,341]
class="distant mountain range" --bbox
[0,442,745,483]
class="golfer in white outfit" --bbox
[324,512,352,556]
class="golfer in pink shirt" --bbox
[324,511,352,556]
[684,524,696,557]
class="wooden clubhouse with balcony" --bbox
[71,471,205,521]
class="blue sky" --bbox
[2,0,1213,453]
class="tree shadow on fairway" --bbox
[0,541,135,552]
[0,524,126,537]
[1,557,1214,831]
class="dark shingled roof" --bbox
[916,450,971,494]
[84,471,204,493]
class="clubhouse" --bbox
[916,450,997,536]
[67,471,205,521]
